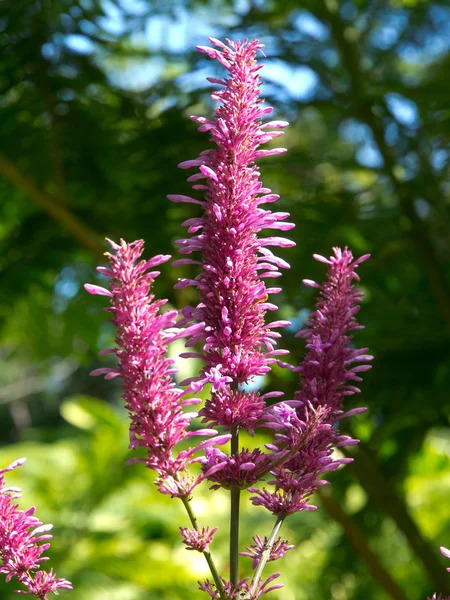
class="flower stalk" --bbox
[230,427,240,586]
[249,516,284,597]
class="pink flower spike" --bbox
[172,40,292,434]
[86,238,225,498]
[252,248,371,517]
[0,459,71,597]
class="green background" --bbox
[0,0,449,598]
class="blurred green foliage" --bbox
[0,0,450,598]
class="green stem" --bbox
[180,495,226,600]
[249,516,284,596]
[230,426,240,586]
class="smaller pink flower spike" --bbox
[85,238,230,498]
[296,247,373,415]
[251,248,372,517]
[0,459,72,599]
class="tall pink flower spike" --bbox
[167,38,296,598]
[169,38,293,432]
[0,458,72,598]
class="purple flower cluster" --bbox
[199,572,282,599]
[249,248,373,516]
[0,458,72,599]
[202,448,272,491]
[180,526,218,552]
[85,239,230,498]
[169,38,293,430]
